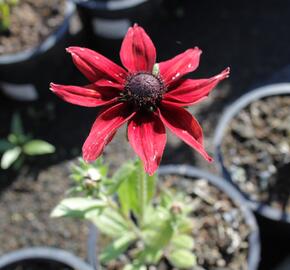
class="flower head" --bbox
[50,24,229,175]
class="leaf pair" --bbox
[0,114,55,169]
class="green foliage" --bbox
[117,159,156,220]
[167,249,197,269]
[0,113,55,170]
[0,0,19,32]
[1,146,21,169]
[142,206,173,249]
[51,197,106,218]
[99,232,136,263]
[152,63,160,76]
[123,264,146,270]
[69,157,108,197]
[53,157,197,269]
[87,207,130,238]
[171,234,194,250]
[23,140,55,155]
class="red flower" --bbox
[50,24,229,175]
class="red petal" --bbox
[82,103,135,162]
[158,103,212,162]
[93,79,124,91]
[50,83,118,107]
[128,113,166,176]
[159,47,202,86]
[67,47,127,83]
[120,24,156,73]
[163,68,230,106]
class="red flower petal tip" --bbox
[66,47,85,57]
[217,67,230,79]
[50,82,57,92]
[207,155,214,163]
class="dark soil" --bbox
[0,0,66,55]
[161,175,250,270]
[221,95,290,212]
[0,161,89,257]
[2,259,72,270]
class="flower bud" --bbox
[170,202,183,215]
[87,168,101,182]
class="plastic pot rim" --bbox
[0,1,75,65]
[70,0,150,11]
[0,247,93,270]
[213,82,290,222]
[88,164,261,270]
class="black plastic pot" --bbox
[87,165,261,270]
[0,1,75,101]
[0,247,94,270]
[214,83,290,223]
[274,256,290,270]
[71,0,162,40]
[214,84,290,269]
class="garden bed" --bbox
[0,161,89,257]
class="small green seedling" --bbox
[0,113,55,170]
[0,0,19,32]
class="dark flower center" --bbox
[123,72,166,111]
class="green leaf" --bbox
[1,146,21,169]
[152,63,160,76]
[117,163,139,216]
[107,161,136,195]
[123,264,146,270]
[11,113,23,135]
[9,0,19,5]
[167,249,197,269]
[87,207,130,238]
[117,159,156,219]
[23,140,55,155]
[0,140,12,152]
[8,133,18,144]
[0,4,10,31]
[142,207,174,249]
[171,234,194,250]
[159,190,174,208]
[177,216,194,234]
[51,197,106,218]
[100,232,136,263]
[12,154,25,170]
[136,247,163,265]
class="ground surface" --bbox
[1,0,290,269]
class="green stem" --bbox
[139,161,147,225]
[0,4,10,32]
[106,197,143,240]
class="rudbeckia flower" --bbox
[50,24,229,175]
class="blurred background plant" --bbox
[0,113,55,170]
[0,0,18,33]
[52,158,197,269]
